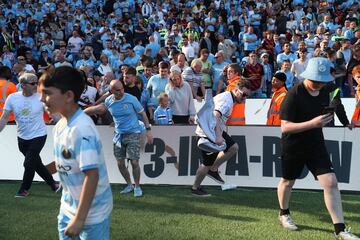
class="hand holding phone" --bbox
[322,106,335,115]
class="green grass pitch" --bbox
[0,181,359,240]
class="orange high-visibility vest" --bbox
[226,75,245,125]
[351,86,360,126]
[226,75,241,91]
[0,79,16,122]
[37,85,51,123]
[227,103,245,125]
[266,87,287,126]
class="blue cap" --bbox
[300,57,334,82]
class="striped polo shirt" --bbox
[53,109,113,225]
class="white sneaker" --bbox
[279,214,298,231]
[335,228,360,240]
[221,183,237,191]
[120,185,134,194]
[134,186,143,197]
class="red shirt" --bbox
[242,63,264,91]
[261,38,275,55]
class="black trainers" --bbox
[191,187,211,197]
[207,170,225,184]
[52,182,62,193]
[15,189,29,198]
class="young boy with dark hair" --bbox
[39,66,113,239]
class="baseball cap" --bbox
[300,57,334,82]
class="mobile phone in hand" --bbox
[322,106,335,114]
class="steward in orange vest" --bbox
[351,66,360,126]
[351,85,360,126]
[225,63,245,125]
[267,72,287,125]
[0,66,16,122]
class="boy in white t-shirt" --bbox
[39,66,113,240]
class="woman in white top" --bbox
[165,71,196,124]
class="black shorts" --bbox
[198,131,236,167]
[281,152,334,180]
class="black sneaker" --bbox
[15,189,29,198]
[191,187,211,197]
[52,182,62,193]
[207,170,225,184]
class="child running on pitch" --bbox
[39,66,113,240]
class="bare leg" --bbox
[317,173,344,224]
[210,143,238,171]
[192,164,211,189]
[117,159,132,186]
[131,160,141,187]
[277,178,296,210]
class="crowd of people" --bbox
[1,1,360,238]
[0,0,359,126]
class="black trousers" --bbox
[17,135,55,191]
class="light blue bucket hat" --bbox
[300,57,334,82]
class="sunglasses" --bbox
[24,82,38,86]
